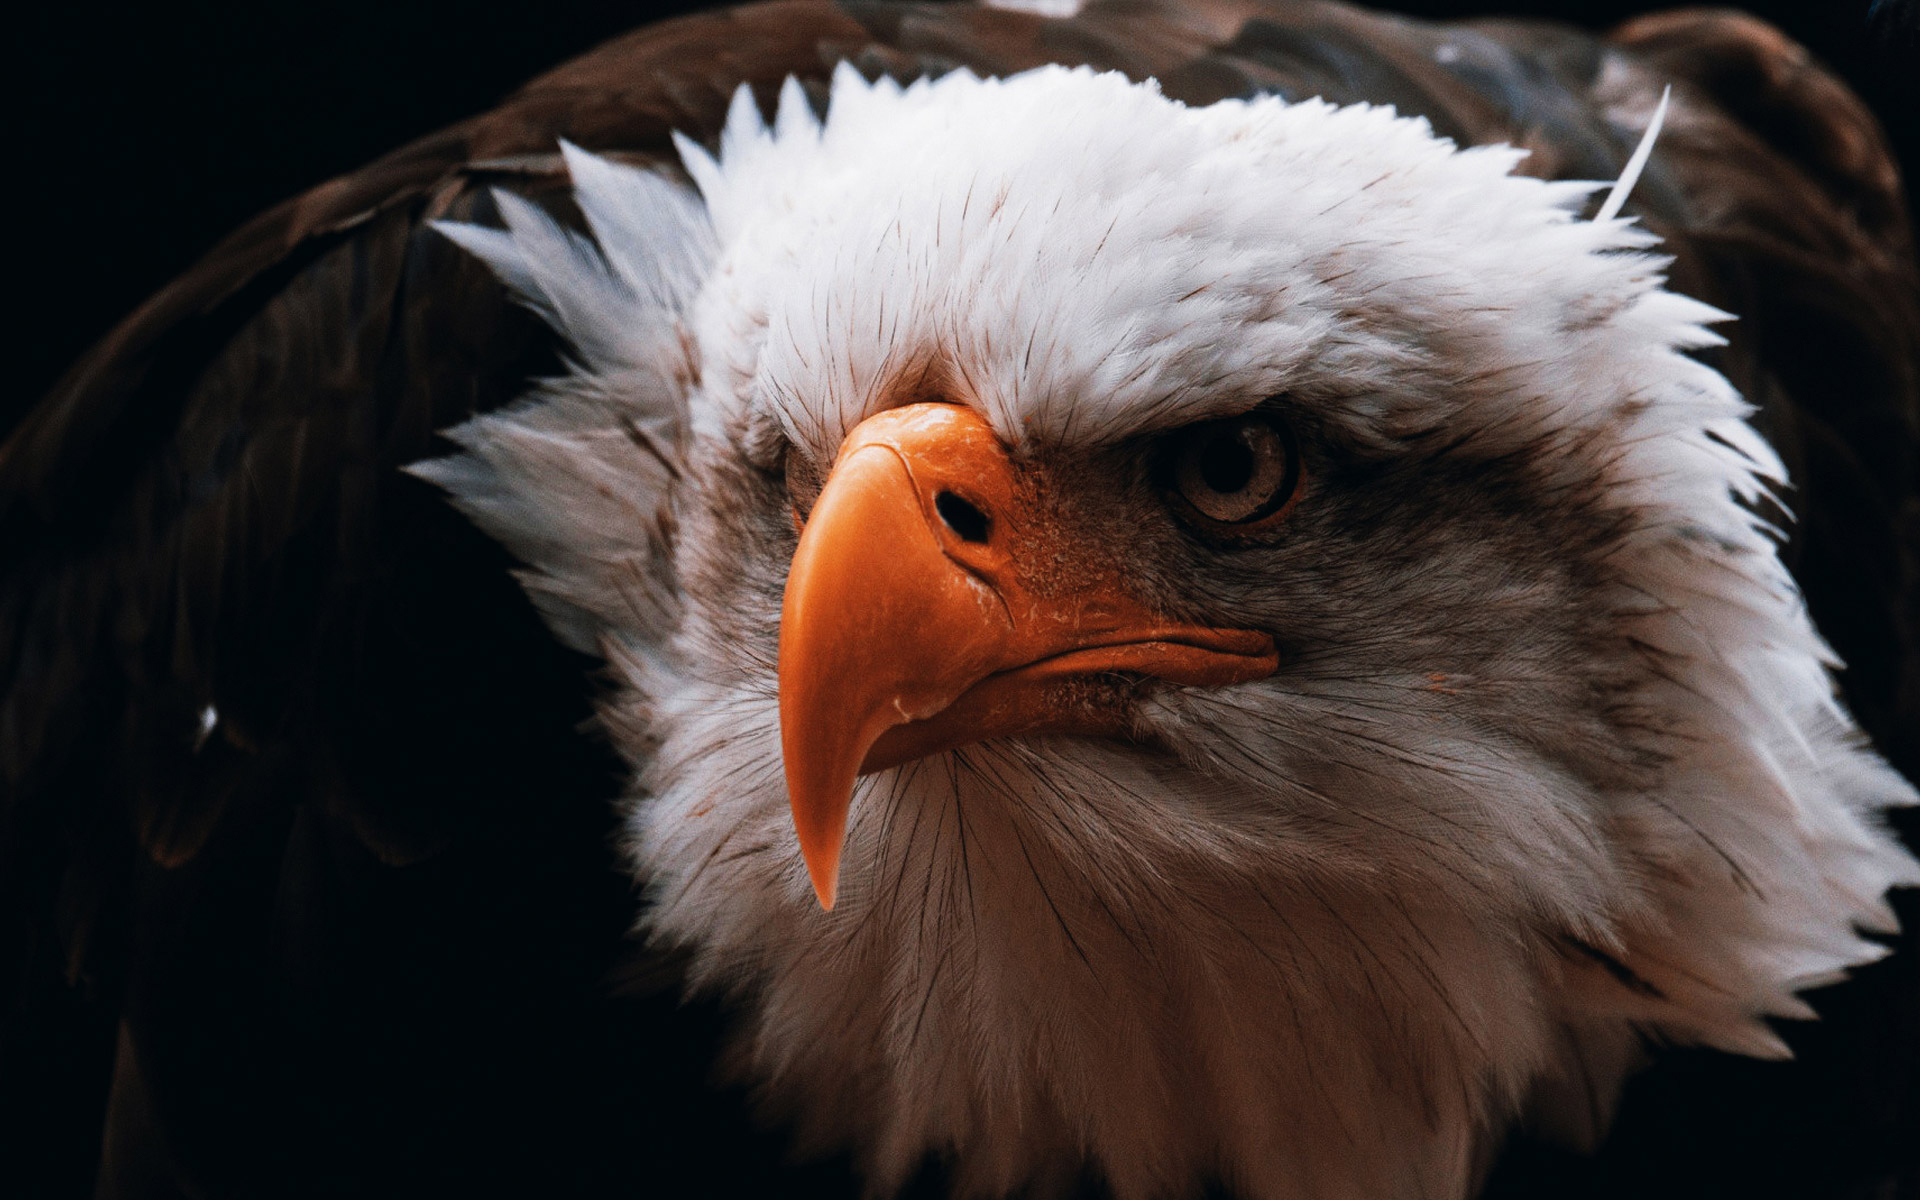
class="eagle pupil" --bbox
[1200,433,1255,495]
[935,491,991,543]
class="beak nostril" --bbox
[934,491,992,544]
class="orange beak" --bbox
[777,403,1279,908]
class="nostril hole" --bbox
[935,491,991,544]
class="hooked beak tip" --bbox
[786,772,850,911]
[785,753,856,912]
[810,867,839,911]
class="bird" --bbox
[4,3,1917,1199]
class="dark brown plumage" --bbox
[5,3,1916,1197]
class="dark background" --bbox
[11,0,1918,438]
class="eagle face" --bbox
[428,65,1917,1200]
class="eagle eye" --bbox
[1164,412,1301,530]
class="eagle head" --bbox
[422,65,1917,1200]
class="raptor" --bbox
[6,3,1916,1198]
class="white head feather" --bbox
[421,65,1917,1200]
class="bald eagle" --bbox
[5,3,1917,1199]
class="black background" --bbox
[12,1,1918,437]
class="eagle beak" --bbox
[777,402,1278,909]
